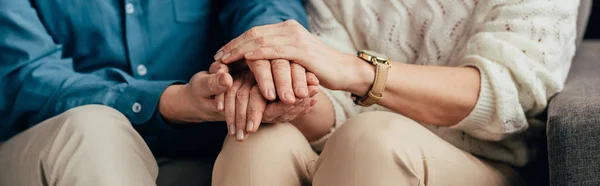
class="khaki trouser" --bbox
[0,105,219,186]
[213,111,524,186]
[0,105,158,186]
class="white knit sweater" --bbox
[306,0,579,166]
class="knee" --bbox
[58,105,134,136]
[222,123,310,154]
[326,111,431,154]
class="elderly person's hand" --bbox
[214,20,363,92]
[209,62,319,141]
[215,54,318,105]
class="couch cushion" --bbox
[547,41,600,186]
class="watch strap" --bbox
[356,62,390,106]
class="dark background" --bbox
[584,2,599,39]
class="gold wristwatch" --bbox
[351,50,391,107]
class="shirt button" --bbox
[137,64,147,76]
[132,102,142,113]
[125,3,135,15]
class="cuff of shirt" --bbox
[231,4,309,37]
[113,80,185,134]
[450,65,496,136]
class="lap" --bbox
[315,111,523,186]
[0,105,220,186]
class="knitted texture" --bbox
[306,0,579,166]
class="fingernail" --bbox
[229,125,236,135]
[222,53,231,60]
[284,92,294,102]
[214,51,223,60]
[267,89,276,99]
[236,129,244,140]
[297,87,307,96]
[218,74,229,86]
[310,99,317,106]
[246,121,254,131]
[244,52,254,57]
[217,101,224,110]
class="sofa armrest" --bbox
[547,41,600,186]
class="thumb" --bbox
[196,72,233,98]
[209,61,229,74]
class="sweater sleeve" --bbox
[450,0,579,141]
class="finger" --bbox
[306,72,319,86]
[244,46,314,71]
[303,99,318,114]
[277,98,312,122]
[272,59,295,104]
[209,62,230,110]
[246,86,266,133]
[291,63,308,98]
[307,85,320,97]
[263,101,296,123]
[209,62,229,74]
[235,72,255,141]
[220,36,296,64]
[215,21,302,61]
[215,93,225,111]
[195,71,233,98]
[225,74,245,136]
[247,60,276,101]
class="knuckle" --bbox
[236,91,249,100]
[221,45,232,52]
[271,60,289,70]
[291,63,305,72]
[274,46,286,56]
[255,37,268,46]
[229,47,239,56]
[253,60,271,69]
[226,89,238,98]
[246,28,260,38]
[284,20,299,26]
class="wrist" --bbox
[345,54,376,96]
[159,85,205,124]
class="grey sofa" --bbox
[547,0,600,185]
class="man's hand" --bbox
[158,71,233,124]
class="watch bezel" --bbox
[358,50,390,66]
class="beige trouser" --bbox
[0,105,158,186]
[213,111,524,186]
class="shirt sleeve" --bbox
[220,0,308,38]
[449,0,579,141]
[0,1,180,140]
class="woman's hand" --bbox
[214,20,366,91]
[209,62,320,141]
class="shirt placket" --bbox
[124,0,149,114]
[124,0,149,79]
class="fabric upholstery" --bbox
[548,41,600,186]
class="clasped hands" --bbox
[159,20,370,141]
[209,59,320,141]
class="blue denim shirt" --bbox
[0,0,308,147]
